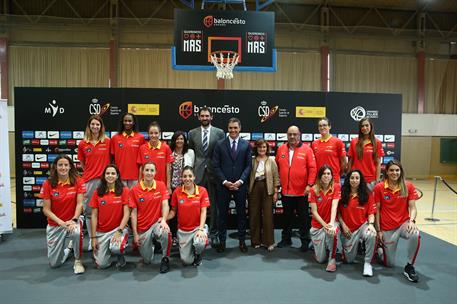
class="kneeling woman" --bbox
[309,165,341,272]
[129,162,172,273]
[169,166,210,266]
[90,164,130,269]
[374,159,421,283]
[41,155,86,274]
[338,170,377,277]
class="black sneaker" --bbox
[192,254,202,266]
[277,239,292,248]
[403,263,419,283]
[160,257,170,273]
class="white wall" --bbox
[402,113,457,136]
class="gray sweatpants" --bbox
[310,223,340,263]
[177,225,208,265]
[137,221,171,264]
[341,222,377,263]
[93,228,129,269]
[83,179,100,218]
[46,218,83,268]
[380,220,421,267]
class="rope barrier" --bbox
[441,177,457,195]
[425,176,457,222]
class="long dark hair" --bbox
[313,165,334,194]
[117,112,139,134]
[169,131,189,154]
[355,118,378,161]
[96,164,123,196]
[48,154,78,188]
[340,169,369,207]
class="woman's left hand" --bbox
[406,220,418,234]
[273,192,278,203]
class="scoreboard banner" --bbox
[0,101,12,234]
[15,88,402,228]
[173,9,276,71]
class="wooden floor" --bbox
[8,178,457,245]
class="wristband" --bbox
[72,218,79,223]
[368,222,374,226]
[410,219,416,224]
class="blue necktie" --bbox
[202,130,208,156]
[231,140,237,159]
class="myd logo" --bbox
[179,101,193,119]
[203,15,213,28]
[45,100,64,117]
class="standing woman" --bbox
[78,115,111,249]
[129,162,172,273]
[309,165,341,272]
[374,159,421,283]
[111,113,145,188]
[89,164,130,269]
[311,117,347,184]
[169,166,210,266]
[338,170,377,277]
[248,139,280,251]
[348,118,384,190]
[137,121,174,192]
[40,155,86,274]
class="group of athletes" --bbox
[40,107,421,283]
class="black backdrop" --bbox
[15,88,402,228]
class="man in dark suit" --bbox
[188,107,225,247]
[212,117,252,253]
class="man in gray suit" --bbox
[188,107,225,248]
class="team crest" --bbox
[139,197,145,202]
[118,143,124,148]
[52,192,59,197]
[179,199,185,204]
[384,195,391,200]
[145,155,149,159]
[86,148,92,153]
[281,155,285,158]
[317,197,322,202]
[101,200,106,205]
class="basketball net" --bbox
[210,52,239,80]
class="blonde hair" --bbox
[385,159,407,197]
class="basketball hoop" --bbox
[210,51,239,80]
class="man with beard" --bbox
[188,107,225,248]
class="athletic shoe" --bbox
[363,262,373,277]
[192,254,202,266]
[160,257,170,273]
[404,263,419,283]
[116,255,126,269]
[276,239,292,248]
[326,260,337,272]
[73,260,85,274]
[62,248,71,264]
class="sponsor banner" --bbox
[0,102,12,233]
[15,88,401,228]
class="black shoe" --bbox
[403,263,419,283]
[210,236,220,249]
[277,239,292,248]
[154,240,162,254]
[300,240,309,252]
[239,241,248,253]
[160,257,170,273]
[192,253,202,266]
[216,242,226,253]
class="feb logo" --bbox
[86,148,92,153]
[144,155,149,159]
[52,192,59,197]
[179,101,193,119]
[317,197,323,203]
[384,195,391,201]
[179,199,185,204]
[203,15,213,28]
[139,197,145,202]
[118,143,124,148]
[101,200,106,206]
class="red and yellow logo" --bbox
[204,15,214,28]
[179,101,193,119]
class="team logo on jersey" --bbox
[101,200,106,205]
[86,148,92,153]
[139,197,145,202]
[52,192,59,197]
[281,155,285,158]
[179,199,185,204]
[145,155,149,159]
[317,197,323,202]
[384,195,391,201]
[118,143,124,148]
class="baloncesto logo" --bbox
[203,15,246,28]
[178,101,240,119]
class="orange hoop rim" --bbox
[210,51,239,63]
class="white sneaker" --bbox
[363,262,373,277]
[73,260,85,274]
[61,248,71,264]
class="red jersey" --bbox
[40,178,86,227]
[312,136,346,183]
[374,181,419,231]
[89,187,129,232]
[275,143,317,196]
[137,141,174,183]
[348,138,384,183]
[171,185,210,232]
[338,193,376,232]
[78,139,111,183]
[129,180,169,232]
[111,132,145,180]
[309,183,341,229]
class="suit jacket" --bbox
[188,125,225,184]
[248,156,280,196]
[212,137,252,187]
